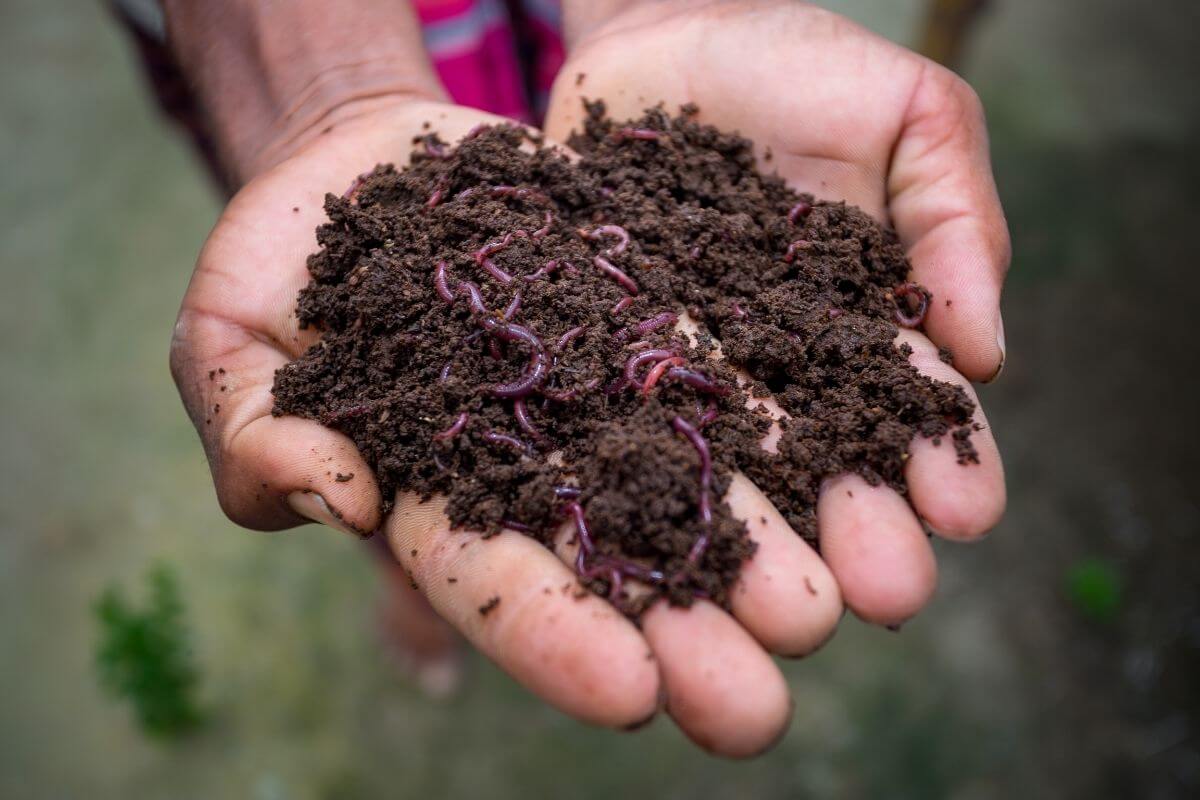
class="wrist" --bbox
[162,0,446,184]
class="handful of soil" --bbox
[272,102,977,617]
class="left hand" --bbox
[543,0,1009,756]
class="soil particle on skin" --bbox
[479,596,501,616]
[271,101,977,618]
[335,472,354,482]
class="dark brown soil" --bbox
[271,102,977,616]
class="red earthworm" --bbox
[554,485,581,500]
[581,224,630,256]
[479,258,515,284]
[426,179,449,208]
[439,362,453,383]
[474,231,530,284]
[625,340,651,351]
[531,211,554,239]
[635,312,678,336]
[563,502,595,565]
[672,415,713,564]
[489,185,550,205]
[893,282,931,328]
[593,255,640,295]
[434,260,455,303]
[433,411,470,441]
[320,401,380,426]
[788,200,813,224]
[512,397,542,441]
[454,187,477,202]
[555,325,587,353]
[482,430,531,455]
[828,308,844,319]
[502,519,534,533]
[464,124,488,140]
[610,296,635,316]
[697,399,720,428]
[523,259,564,283]
[784,240,811,263]
[423,139,448,159]
[623,348,675,386]
[488,338,503,361]
[503,290,523,321]
[689,246,702,259]
[611,127,661,142]
[664,367,729,396]
[641,357,686,395]
[341,171,370,201]
[730,302,747,320]
[486,322,548,398]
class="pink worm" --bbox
[641,357,686,395]
[788,200,813,224]
[581,224,630,256]
[893,282,931,328]
[433,411,469,441]
[593,255,640,295]
[610,296,635,316]
[783,240,811,263]
[672,415,714,564]
[623,348,676,386]
[612,127,662,142]
[531,211,554,239]
[664,368,729,396]
[482,430,531,455]
[635,312,678,336]
[512,398,542,441]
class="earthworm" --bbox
[523,259,565,283]
[593,255,640,295]
[611,127,661,142]
[689,246,702,259]
[486,322,548,398]
[554,485,581,500]
[426,179,448,208]
[434,260,455,303]
[503,290,523,321]
[482,430,531,454]
[788,201,813,224]
[464,124,488,140]
[893,282,931,328]
[730,302,747,320]
[581,224,630,256]
[563,502,595,565]
[512,397,542,441]
[531,211,554,240]
[664,367,729,396]
[641,357,686,395]
[623,348,675,386]
[610,296,635,316]
[697,399,720,428]
[478,258,515,284]
[341,171,370,202]
[439,362,453,383]
[783,240,810,263]
[672,415,713,564]
[502,519,534,533]
[488,338,504,361]
[454,187,477,202]
[423,139,448,159]
[490,185,550,205]
[320,401,380,426]
[555,325,587,353]
[635,312,678,336]
[433,411,470,441]
[828,308,845,319]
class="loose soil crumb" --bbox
[479,596,501,616]
[272,102,977,617]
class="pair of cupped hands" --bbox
[170,1,1008,757]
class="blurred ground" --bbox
[1,0,1198,798]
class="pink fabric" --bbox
[414,0,564,124]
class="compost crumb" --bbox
[272,101,978,617]
[479,596,501,616]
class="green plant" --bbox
[1065,558,1123,624]
[94,564,203,737]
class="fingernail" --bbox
[287,490,365,538]
[985,316,1007,383]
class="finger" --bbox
[888,63,1010,381]
[817,474,937,626]
[724,473,843,657]
[550,519,791,756]
[387,493,662,729]
[897,329,1006,540]
[642,600,792,758]
[170,307,382,535]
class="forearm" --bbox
[162,0,446,184]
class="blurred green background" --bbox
[2,0,1198,797]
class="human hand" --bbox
[524,0,1008,753]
